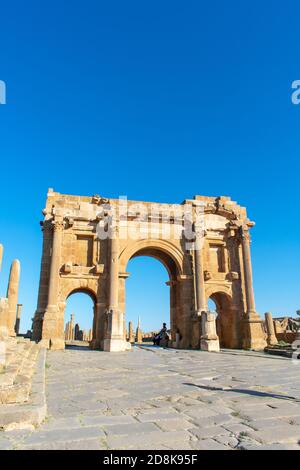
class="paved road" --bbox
[1,345,300,450]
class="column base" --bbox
[39,339,50,349]
[103,338,130,352]
[90,339,101,350]
[267,334,278,346]
[39,338,65,350]
[50,338,65,350]
[32,310,45,342]
[242,317,267,350]
[200,338,220,352]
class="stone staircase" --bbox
[0,338,47,431]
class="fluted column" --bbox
[46,221,63,309]
[194,225,207,315]
[109,227,119,310]
[240,226,267,349]
[40,219,65,349]
[32,220,53,341]
[103,226,127,351]
[7,259,21,336]
[240,227,257,318]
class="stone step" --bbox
[0,339,40,404]
[0,348,47,431]
[2,339,36,369]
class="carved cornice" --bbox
[92,194,110,205]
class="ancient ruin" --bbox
[0,245,22,340]
[264,311,300,345]
[31,189,267,352]
[0,244,46,431]
[64,313,92,342]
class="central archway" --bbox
[126,256,170,341]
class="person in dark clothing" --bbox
[153,323,169,346]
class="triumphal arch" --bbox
[32,189,267,352]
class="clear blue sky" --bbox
[0,1,299,333]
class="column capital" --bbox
[238,225,251,243]
[52,219,65,232]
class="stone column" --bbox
[192,223,207,350]
[240,228,256,317]
[103,226,127,352]
[136,317,142,343]
[40,220,65,349]
[67,321,72,340]
[240,226,267,350]
[194,228,207,315]
[200,311,220,352]
[64,322,69,340]
[32,220,53,342]
[90,302,102,349]
[128,321,135,343]
[15,303,23,335]
[70,314,75,340]
[6,259,21,336]
[265,312,277,346]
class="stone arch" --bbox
[119,239,184,279]
[65,287,98,304]
[119,239,186,344]
[62,286,98,344]
[206,288,240,348]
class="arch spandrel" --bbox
[205,284,232,303]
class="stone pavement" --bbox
[1,345,300,450]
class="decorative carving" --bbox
[94,264,104,275]
[53,220,65,232]
[92,195,110,205]
[63,262,72,274]
[204,270,212,281]
[92,195,101,204]
[227,271,239,281]
[65,217,74,228]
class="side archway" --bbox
[63,288,98,345]
[207,290,240,349]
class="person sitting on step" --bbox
[153,323,169,347]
